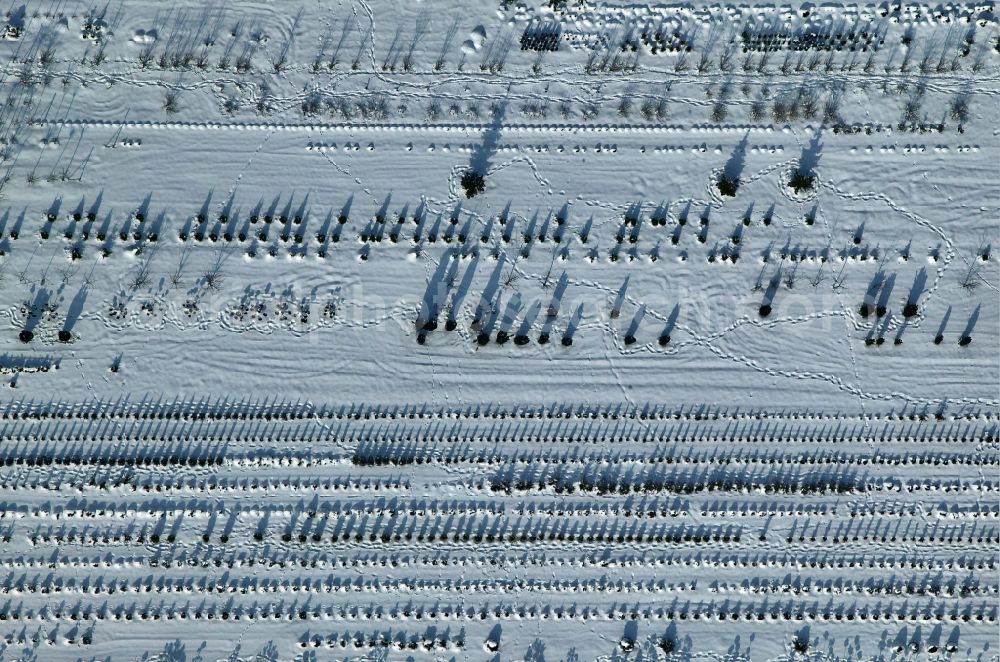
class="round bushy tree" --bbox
[461,170,485,198]
[788,170,815,193]
[717,175,739,197]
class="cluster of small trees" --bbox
[300,93,392,121]
[637,22,693,55]
[740,22,884,53]
[520,22,561,51]
[300,627,465,652]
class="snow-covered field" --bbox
[0,0,997,659]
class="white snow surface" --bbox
[0,0,997,659]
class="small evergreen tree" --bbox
[788,170,815,193]
[717,175,739,197]
[461,170,485,198]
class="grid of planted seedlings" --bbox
[0,402,996,657]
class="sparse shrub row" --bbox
[0,422,992,446]
[5,574,752,598]
[0,599,992,625]
[516,501,686,517]
[0,422,992,445]
[1,421,992,445]
[4,548,993,574]
[0,452,225,468]
[11,496,993,522]
[702,502,998,519]
[711,576,989,599]
[301,526,738,546]
[351,444,998,468]
[0,400,991,424]
[780,527,999,546]
[487,467,867,495]
[2,475,408,494]
[485,471,995,496]
[7,498,503,520]
[8,498,995,530]
[300,627,463,652]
